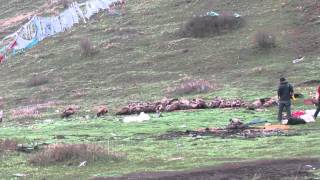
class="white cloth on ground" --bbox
[123,112,151,123]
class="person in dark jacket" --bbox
[314,85,320,119]
[277,77,294,121]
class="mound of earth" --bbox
[92,158,319,180]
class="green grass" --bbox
[0,0,320,179]
[1,105,320,179]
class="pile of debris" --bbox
[116,97,276,115]
[157,119,295,140]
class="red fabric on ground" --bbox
[292,110,305,118]
[0,54,4,63]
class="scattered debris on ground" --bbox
[0,139,40,153]
[156,119,297,140]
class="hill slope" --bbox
[0,0,319,114]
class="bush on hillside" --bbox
[79,38,95,57]
[180,13,244,38]
[29,144,125,166]
[167,79,216,95]
[27,75,49,87]
[254,31,276,49]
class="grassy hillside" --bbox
[0,0,320,179]
[0,0,319,114]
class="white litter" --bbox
[123,112,151,123]
[78,161,87,167]
[13,173,28,177]
[300,114,315,123]
[305,109,316,116]
[292,56,304,64]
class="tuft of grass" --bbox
[26,75,49,87]
[254,31,276,49]
[79,38,96,57]
[28,144,125,166]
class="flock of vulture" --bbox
[61,96,278,118]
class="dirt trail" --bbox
[93,158,320,180]
[0,13,35,30]
[0,1,61,32]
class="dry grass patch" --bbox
[80,38,98,57]
[29,144,125,166]
[26,75,49,87]
[10,101,59,120]
[254,31,276,49]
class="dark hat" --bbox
[280,77,286,82]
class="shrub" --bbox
[79,38,94,57]
[254,31,276,49]
[167,79,215,95]
[0,139,17,153]
[27,75,49,87]
[29,144,125,166]
[181,13,243,38]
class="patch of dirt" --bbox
[92,158,320,180]
[0,12,35,31]
[156,121,296,140]
[156,127,298,140]
[0,1,65,33]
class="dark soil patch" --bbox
[155,128,298,140]
[92,158,320,180]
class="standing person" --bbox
[277,77,294,121]
[314,85,320,119]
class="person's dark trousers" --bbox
[314,100,320,119]
[278,101,291,121]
